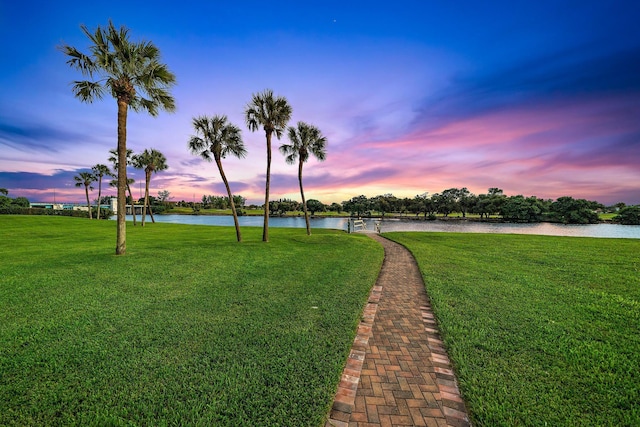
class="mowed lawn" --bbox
[0,216,383,426]
[385,232,640,426]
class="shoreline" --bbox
[161,211,613,224]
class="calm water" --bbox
[121,214,640,239]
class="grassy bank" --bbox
[0,216,383,426]
[385,232,640,426]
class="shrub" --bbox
[0,207,89,218]
[613,205,640,225]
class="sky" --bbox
[1,1,639,206]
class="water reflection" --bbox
[122,215,640,239]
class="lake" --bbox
[121,214,640,239]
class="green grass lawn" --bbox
[0,216,383,426]
[385,232,640,426]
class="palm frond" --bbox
[188,136,213,161]
[71,80,105,103]
[63,20,176,116]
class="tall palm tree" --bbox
[92,164,111,219]
[245,89,292,242]
[60,21,176,255]
[132,149,168,226]
[108,148,137,226]
[280,122,327,235]
[188,115,247,242]
[74,171,96,219]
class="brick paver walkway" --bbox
[326,234,470,427]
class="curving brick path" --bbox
[326,234,471,427]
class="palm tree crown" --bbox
[74,171,96,189]
[280,122,327,165]
[133,148,168,177]
[245,89,292,138]
[59,20,176,114]
[189,115,246,162]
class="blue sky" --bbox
[1,1,639,205]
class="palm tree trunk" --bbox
[126,183,137,226]
[142,170,150,226]
[263,130,272,242]
[147,171,156,224]
[217,157,242,242]
[148,198,155,223]
[298,159,310,235]
[116,100,128,255]
[96,176,102,220]
[85,185,92,219]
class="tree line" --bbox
[186,188,639,225]
[336,189,639,225]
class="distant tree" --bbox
[60,20,176,254]
[189,115,247,242]
[306,199,326,215]
[549,196,602,224]
[372,194,393,217]
[433,189,459,217]
[409,193,436,219]
[11,197,30,208]
[280,121,327,235]
[472,188,506,219]
[233,195,246,213]
[132,149,168,226]
[158,190,170,203]
[613,205,640,225]
[0,194,11,207]
[74,171,96,219]
[245,89,292,242]
[328,202,342,214]
[108,148,137,226]
[342,195,370,217]
[269,198,299,216]
[456,188,475,218]
[501,195,548,222]
[612,202,627,211]
[92,164,111,219]
[0,188,7,196]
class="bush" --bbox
[613,205,640,225]
[0,207,89,218]
[548,196,601,224]
[91,207,115,219]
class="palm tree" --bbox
[245,89,292,242]
[280,122,327,235]
[132,149,168,226]
[188,115,247,242]
[74,171,96,219]
[60,21,176,255]
[108,148,137,226]
[92,164,111,219]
